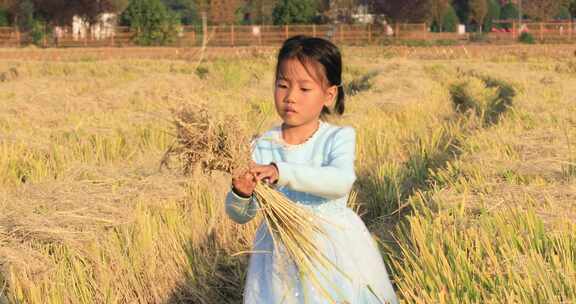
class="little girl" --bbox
[225,35,399,304]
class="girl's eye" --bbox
[277,83,288,88]
[301,88,311,92]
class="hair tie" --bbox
[336,83,343,88]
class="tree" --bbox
[271,0,316,25]
[373,0,431,22]
[570,0,576,17]
[31,0,129,26]
[470,0,488,32]
[235,1,250,24]
[0,0,18,19]
[500,2,518,21]
[0,0,32,28]
[18,0,35,30]
[441,4,458,32]
[121,0,180,45]
[523,0,561,21]
[430,0,449,31]
[192,0,209,17]
[556,5,571,19]
[0,0,15,15]
[239,0,278,24]
[499,1,518,29]
[452,0,470,24]
[1,0,129,28]
[483,0,500,31]
[0,7,8,25]
[108,0,130,13]
[161,0,199,24]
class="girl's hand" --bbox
[250,163,279,185]
[232,170,256,198]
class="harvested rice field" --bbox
[1,45,575,303]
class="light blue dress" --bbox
[225,121,399,304]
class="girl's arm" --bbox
[224,145,262,224]
[225,190,258,224]
[275,127,356,199]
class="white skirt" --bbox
[243,205,399,304]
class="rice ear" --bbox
[162,103,252,174]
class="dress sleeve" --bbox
[274,127,356,200]
[224,141,261,224]
[225,190,258,224]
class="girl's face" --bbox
[274,59,336,129]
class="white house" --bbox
[71,13,117,40]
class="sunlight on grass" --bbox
[1,46,575,303]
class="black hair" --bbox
[275,35,345,116]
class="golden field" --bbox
[0,45,575,303]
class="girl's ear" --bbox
[324,85,338,107]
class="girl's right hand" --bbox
[232,171,256,198]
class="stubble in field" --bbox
[1,46,575,303]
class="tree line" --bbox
[1,0,574,27]
[0,0,574,44]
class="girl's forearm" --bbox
[274,162,356,199]
[225,190,258,224]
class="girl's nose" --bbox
[285,88,296,103]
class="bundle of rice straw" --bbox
[161,104,251,175]
[162,103,347,302]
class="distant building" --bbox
[328,0,376,24]
[351,4,374,24]
[71,13,116,40]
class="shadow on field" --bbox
[345,69,381,97]
[357,71,517,254]
[450,71,516,126]
[166,233,247,304]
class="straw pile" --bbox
[163,103,345,302]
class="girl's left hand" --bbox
[250,163,279,185]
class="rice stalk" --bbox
[253,183,351,302]
[161,103,252,175]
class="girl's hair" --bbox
[275,35,345,116]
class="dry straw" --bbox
[161,104,252,174]
[162,103,348,302]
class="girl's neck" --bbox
[281,120,321,145]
